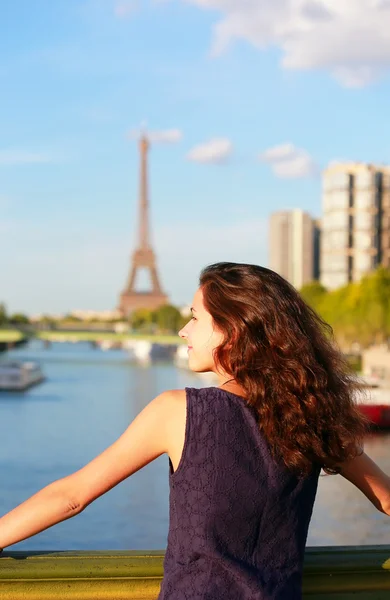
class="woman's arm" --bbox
[0,389,183,550]
[338,451,390,515]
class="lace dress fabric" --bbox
[158,386,320,600]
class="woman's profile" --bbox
[0,262,389,599]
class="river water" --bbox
[0,340,389,551]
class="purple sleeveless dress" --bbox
[158,386,320,600]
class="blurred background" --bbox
[1,0,390,550]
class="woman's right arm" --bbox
[339,451,390,515]
[0,389,183,550]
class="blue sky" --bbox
[1,0,390,314]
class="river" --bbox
[0,340,389,550]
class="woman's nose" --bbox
[178,327,187,339]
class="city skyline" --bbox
[1,1,390,314]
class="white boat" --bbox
[356,376,390,428]
[174,344,190,368]
[0,361,45,391]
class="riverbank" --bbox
[37,330,184,345]
[0,330,29,352]
[0,328,184,345]
[0,330,25,342]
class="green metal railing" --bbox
[0,546,389,599]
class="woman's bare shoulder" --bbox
[158,390,187,467]
[159,388,187,414]
[159,388,186,401]
[156,389,186,418]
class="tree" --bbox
[9,313,30,325]
[299,282,327,313]
[130,308,155,332]
[355,267,390,346]
[154,305,182,334]
[0,303,7,326]
[39,315,57,329]
[178,312,191,332]
[310,267,390,350]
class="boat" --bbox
[357,376,390,428]
[123,339,177,362]
[0,360,45,391]
[174,343,190,368]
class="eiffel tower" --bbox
[119,135,168,316]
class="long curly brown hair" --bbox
[199,262,368,477]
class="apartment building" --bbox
[269,209,318,289]
[320,163,390,289]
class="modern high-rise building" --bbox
[269,209,318,289]
[320,163,390,290]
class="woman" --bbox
[0,262,389,599]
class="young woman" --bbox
[0,262,389,599]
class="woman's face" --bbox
[178,287,224,373]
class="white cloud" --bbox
[259,143,318,178]
[187,138,233,164]
[175,0,390,87]
[0,150,52,166]
[127,128,183,143]
[114,1,136,18]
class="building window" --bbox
[348,214,354,248]
[348,255,353,282]
[374,172,383,265]
[348,174,354,208]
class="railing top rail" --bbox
[1,546,390,599]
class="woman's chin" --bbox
[187,353,215,374]
[188,361,213,374]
